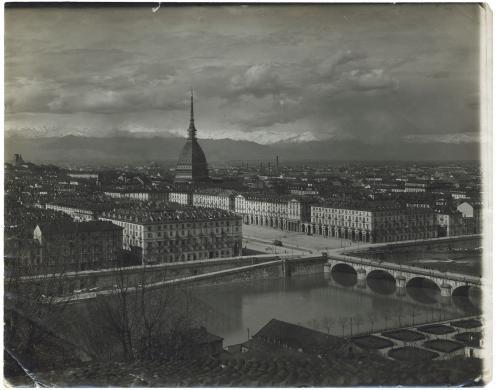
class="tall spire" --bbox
[188,88,196,139]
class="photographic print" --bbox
[4,2,492,386]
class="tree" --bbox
[338,317,348,337]
[320,316,335,335]
[383,309,391,331]
[367,312,376,333]
[309,318,320,330]
[86,262,195,361]
[397,307,404,327]
[409,307,416,326]
[354,314,363,335]
[5,237,76,369]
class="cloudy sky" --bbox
[5,4,483,145]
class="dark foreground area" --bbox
[5,347,484,387]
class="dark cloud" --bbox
[5,4,483,144]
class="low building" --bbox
[100,205,242,264]
[289,183,319,196]
[67,172,99,180]
[250,319,361,356]
[457,201,482,234]
[436,211,470,237]
[4,237,42,273]
[309,201,437,243]
[32,220,123,272]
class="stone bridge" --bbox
[325,254,482,300]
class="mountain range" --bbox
[5,134,480,166]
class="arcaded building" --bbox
[234,194,317,231]
[174,91,209,184]
[100,205,242,264]
[309,201,437,243]
[192,188,237,211]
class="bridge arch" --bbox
[366,270,396,294]
[452,285,482,314]
[331,263,357,287]
[406,277,441,304]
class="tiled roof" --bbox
[254,319,345,350]
[37,220,123,234]
[101,205,240,224]
[314,200,408,212]
[193,188,237,196]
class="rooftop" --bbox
[36,220,123,234]
[254,319,346,351]
[193,188,237,196]
[101,204,240,224]
[314,200,433,212]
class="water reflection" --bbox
[331,264,357,287]
[189,272,478,346]
[452,286,482,315]
[406,278,441,304]
[366,271,396,295]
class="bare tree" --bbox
[5,239,77,369]
[309,318,320,330]
[409,306,416,326]
[84,263,197,362]
[397,306,404,327]
[383,309,391,331]
[338,317,348,337]
[367,312,376,333]
[320,316,335,335]
[354,314,363,335]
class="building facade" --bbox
[169,191,193,205]
[99,206,242,264]
[436,212,469,237]
[104,190,169,202]
[33,220,123,272]
[457,201,482,234]
[308,201,437,243]
[192,189,237,211]
[234,194,317,231]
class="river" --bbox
[187,270,482,346]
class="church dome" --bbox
[174,91,209,183]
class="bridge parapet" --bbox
[326,254,482,297]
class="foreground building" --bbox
[309,201,436,243]
[100,205,242,264]
[174,91,209,184]
[32,220,123,272]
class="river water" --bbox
[188,271,481,346]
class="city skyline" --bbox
[4,4,488,386]
[6,4,484,146]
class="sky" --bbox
[5,4,484,145]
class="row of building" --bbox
[99,205,242,264]
[7,201,243,273]
[45,187,482,250]
[164,190,481,242]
